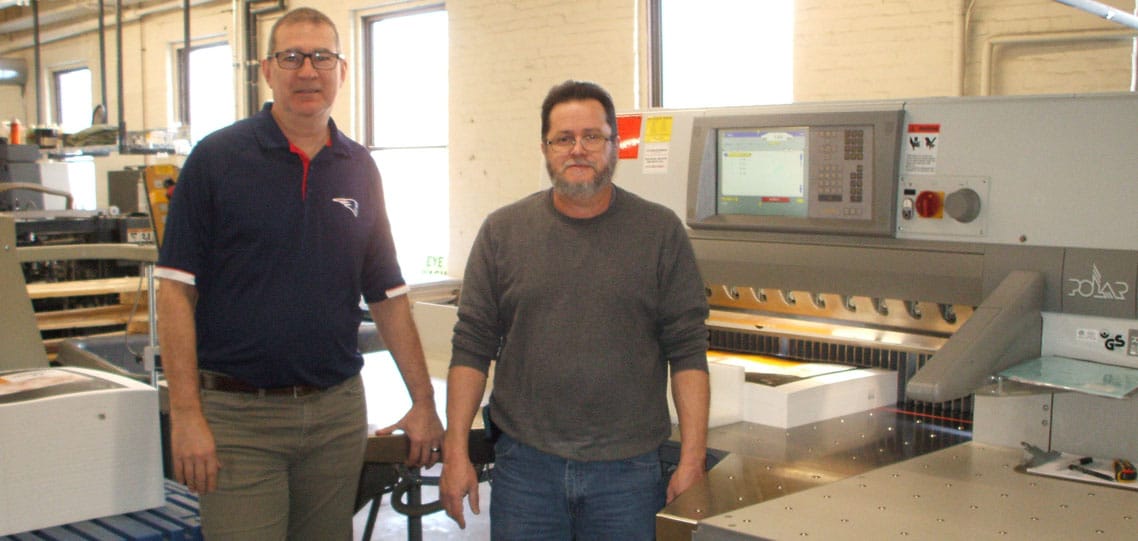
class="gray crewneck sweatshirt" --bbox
[451,186,709,461]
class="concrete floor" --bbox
[353,464,491,540]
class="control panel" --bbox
[807,127,872,220]
[896,175,988,238]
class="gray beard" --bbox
[547,152,617,201]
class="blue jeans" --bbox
[490,432,665,541]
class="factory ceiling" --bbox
[0,0,177,40]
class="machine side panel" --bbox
[1051,391,1138,460]
[0,214,49,369]
[1060,248,1137,319]
[898,94,1138,251]
[611,110,701,220]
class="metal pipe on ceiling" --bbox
[32,0,41,125]
[116,0,124,152]
[99,0,107,115]
[1055,0,1138,30]
[181,0,190,127]
[244,0,287,117]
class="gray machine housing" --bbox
[615,91,1138,456]
[610,93,1138,540]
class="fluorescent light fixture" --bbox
[0,57,27,86]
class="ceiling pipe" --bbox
[953,0,977,96]
[244,0,287,117]
[0,0,219,55]
[180,0,190,127]
[1055,0,1138,30]
[98,0,107,117]
[116,0,124,152]
[32,0,41,125]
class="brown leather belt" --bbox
[199,371,324,398]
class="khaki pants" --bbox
[198,374,367,540]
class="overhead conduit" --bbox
[980,28,1138,96]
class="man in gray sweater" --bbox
[439,80,710,539]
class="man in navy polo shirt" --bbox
[155,7,443,539]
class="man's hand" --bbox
[375,401,444,467]
[171,412,221,494]
[439,455,481,529]
[666,461,706,503]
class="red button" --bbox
[915,190,943,218]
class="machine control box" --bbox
[896,175,989,238]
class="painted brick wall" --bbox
[447,0,639,265]
[795,0,1134,100]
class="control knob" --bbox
[944,188,981,223]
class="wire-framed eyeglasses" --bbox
[545,133,614,153]
[268,50,344,70]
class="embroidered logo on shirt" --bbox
[333,198,360,217]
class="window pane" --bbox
[372,147,449,281]
[366,7,449,283]
[56,68,92,133]
[187,44,236,143]
[658,0,794,108]
[369,10,448,147]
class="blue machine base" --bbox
[1,480,201,540]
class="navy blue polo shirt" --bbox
[157,104,406,388]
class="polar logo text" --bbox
[1067,264,1128,301]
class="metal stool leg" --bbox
[361,493,382,541]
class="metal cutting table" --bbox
[659,409,970,539]
[692,442,1138,539]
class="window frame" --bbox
[360,3,450,281]
[175,40,233,130]
[647,0,664,107]
[647,0,795,109]
[362,3,447,149]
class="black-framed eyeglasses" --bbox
[267,50,344,70]
[545,132,614,152]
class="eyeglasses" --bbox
[545,133,614,152]
[268,50,343,70]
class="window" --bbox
[364,6,448,282]
[178,42,235,144]
[53,67,92,134]
[650,0,794,108]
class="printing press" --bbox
[609,93,1138,539]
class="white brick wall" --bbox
[795,0,1135,100]
[447,0,638,266]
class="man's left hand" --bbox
[375,401,444,467]
[666,461,707,503]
